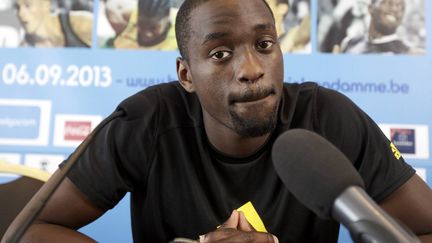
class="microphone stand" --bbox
[333,186,420,243]
[2,110,124,243]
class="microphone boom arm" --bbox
[2,110,124,243]
[333,186,420,243]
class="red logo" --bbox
[64,121,92,141]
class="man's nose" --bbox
[236,48,264,83]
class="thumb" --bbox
[237,211,255,231]
[219,210,240,229]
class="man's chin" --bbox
[137,34,167,47]
[230,112,278,138]
[376,22,399,36]
[137,38,161,47]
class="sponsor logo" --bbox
[64,121,92,141]
[0,99,51,146]
[390,128,415,154]
[390,142,402,160]
[53,114,102,147]
[24,154,66,174]
[379,124,429,160]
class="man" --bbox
[15,0,93,47]
[103,0,137,37]
[3,0,432,242]
[112,0,177,50]
[343,0,424,54]
[99,0,137,47]
[318,0,370,53]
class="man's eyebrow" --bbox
[202,32,230,45]
[254,23,275,32]
[201,23,275,45]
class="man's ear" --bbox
[176,57,195,93]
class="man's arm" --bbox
[380,174,432,242]
[2,170,105,243]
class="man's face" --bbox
[184,0,284,137]
[15,0,50,34]
[105,0,137,35]
[137,11,170,46]
[370,0,405,35]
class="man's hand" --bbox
[199,211,279,243]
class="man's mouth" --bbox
[385,14,397,23]
[229,87,275,104]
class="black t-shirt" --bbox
[64,81,415,242]
[343,36,410,54]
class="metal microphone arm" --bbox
[2,110,124,243]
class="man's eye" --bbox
[210,51,231,60]
[257,40,274,50]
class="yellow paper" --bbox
[237,201,267,232]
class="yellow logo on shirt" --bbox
[390,142,402,160]
[237,201,267,232]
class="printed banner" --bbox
[0,0,431,242]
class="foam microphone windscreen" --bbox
[271,129,365,219]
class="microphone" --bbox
[271,129,420,243]
[2,105,129,243]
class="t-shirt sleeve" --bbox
[314,86,415,203]
[60,87,161,210]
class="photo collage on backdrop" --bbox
[0,0,426,55]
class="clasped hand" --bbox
[199,210,279,243]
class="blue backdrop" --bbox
[0,0,430,242]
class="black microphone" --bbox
[2,105,131,243]
[271,129,420,243]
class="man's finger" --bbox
[199,228,279,243]
[218,210,239,229]
[238,211,255,231]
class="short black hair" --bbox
[138,0,170,18]
[175,0,274,61]
[371,0,405,7]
